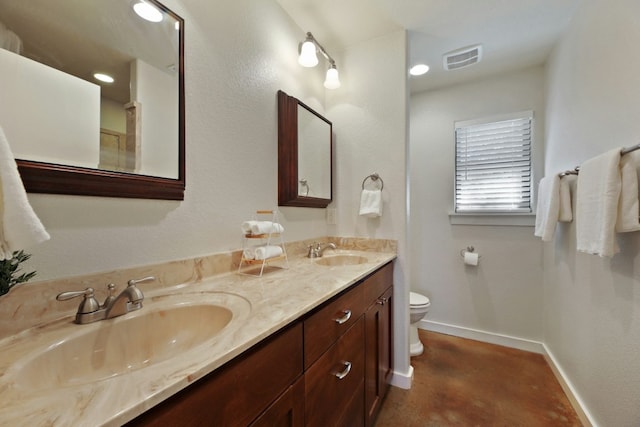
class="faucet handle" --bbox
[125,276,155,305]
[127,276,156,287]
[102,283,117,308]
[56,287,100,314]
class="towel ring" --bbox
[362,173,384,190]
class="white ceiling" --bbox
[276,0,582,93]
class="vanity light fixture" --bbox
[133,0,163,23]
[93,73,114,83]
[298,32,341,89]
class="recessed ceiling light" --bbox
[93,73,114,83]
[133,1,163,23]
[409,64,430,76]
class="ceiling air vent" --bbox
[443,44,482,70]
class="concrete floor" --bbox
[375,330,581,426]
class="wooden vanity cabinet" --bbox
[303,261,393,427]
[128,262,394,427]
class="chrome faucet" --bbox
[56,276,155,324]
[307,242,337,258]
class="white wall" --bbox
[410,67,545,343]
[23,0,330,281]
[326,30,411,386]
[132,58,179,179]
[544,0,640,425]
[0,48,100,167]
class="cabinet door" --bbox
[250,376,305,427]
[127,323,303,427]
[305,316,365,427]
[365,287,393,427]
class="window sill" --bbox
[448,212,535,226]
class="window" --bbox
[454,112,533,214]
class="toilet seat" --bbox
[410,291,430,308]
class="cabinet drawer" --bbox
[305,317,365,427]
[304,283,367,368]
[363,262,393,302]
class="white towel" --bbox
[558,175,574,223]
[534,175,561,241]
[359,189,383,217]
[615,152,640,232]
[240,221,284,235]
[0,126,50,260]
[244,245,283,261]
[576,149,622,257]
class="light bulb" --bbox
[94,73,114,83]
[409,64,430,76]
[298,40,318,67]
[133,1,163,23]
[324,66,340,89]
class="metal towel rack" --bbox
[558,143,640,177]
[362,173,384,190]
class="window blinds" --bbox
[455,115,532,213]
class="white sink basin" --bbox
[315,254,368,266]
[7,292,250,391]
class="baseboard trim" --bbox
[390,365,413,390]
[543,344,596,427]
[419,320,595,426]
[420,320,545,354]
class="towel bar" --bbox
[559,143,640,177]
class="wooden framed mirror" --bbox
[1,0,185,200]
[277,90,333,208]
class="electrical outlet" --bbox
[326,208,336,225]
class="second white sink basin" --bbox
[8,292,250,391]
[315,254,368,266]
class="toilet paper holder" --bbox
[459,246,481,259]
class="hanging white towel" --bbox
[558,175,574,223]
[615,152,640,232]
[359,189,383,217]
[576,149,621,257]
[534,175,561,241]
[0,126,50,260]
[240,221,284,235]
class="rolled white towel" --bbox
[242,247,257,260]
[241,221,257,234]
[254,245,283,260]
[246,221,284,235]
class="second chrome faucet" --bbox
[56,276,155,324]
[307,242,337,258]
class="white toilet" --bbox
[409,291,431,356]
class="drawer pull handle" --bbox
[334,361,352,380]
[376,297,387,305]
[334,310,352,324]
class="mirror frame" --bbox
[277,90,333,208]
[15,0,185,201]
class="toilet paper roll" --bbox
[464,251,479,266]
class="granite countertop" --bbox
[0,249,396,426]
